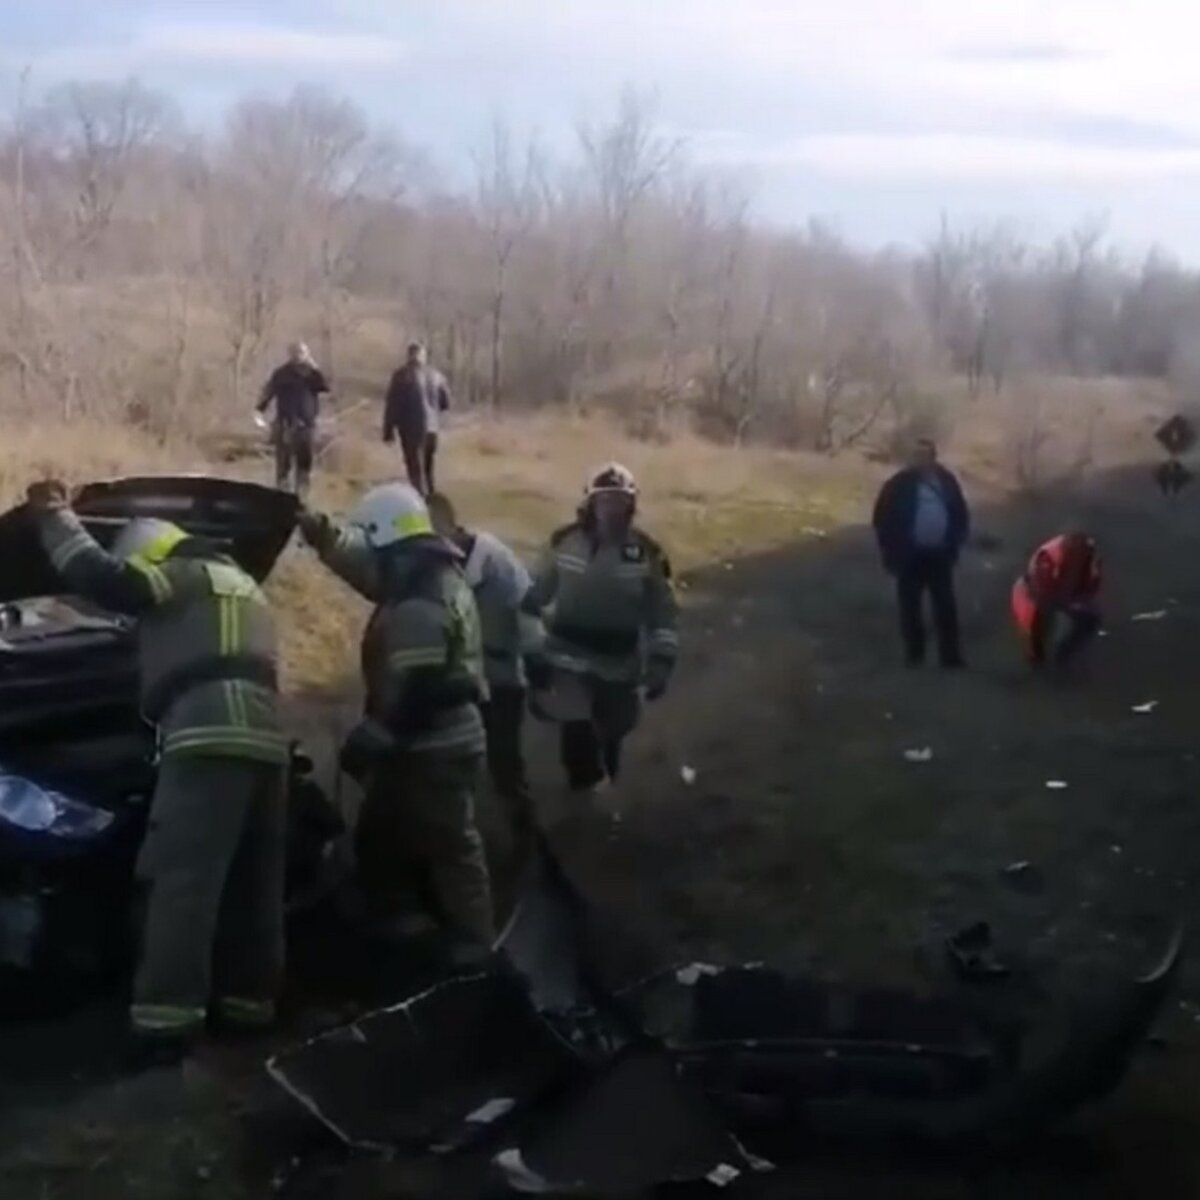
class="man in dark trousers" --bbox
[256,342,330,498]
[383,342,451,496]
[872,438,970,668]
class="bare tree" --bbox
[473,118,543,409]
[32,78,178,272]
[576,87,680,374]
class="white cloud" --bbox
[135,21,406,68]
[417,0,1200,139]
[4,19,407,79]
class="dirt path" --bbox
[5,461,1200,1197]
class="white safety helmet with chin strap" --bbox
[584,462,637,501]
[111,517,188,565]
[348,482,433,549]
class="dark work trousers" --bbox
[356,750,493,946]
[1030,603,1101,667]
[560,680,641,791]
[274,422,314,496]
[896,551,963,666]
[398,431,439,496]
[481,685,533,833]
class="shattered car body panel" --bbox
[268,835,1182,1191]
[0,476,341,1011]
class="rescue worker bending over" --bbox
[428,492,544,841]
[26,481,287,1060]
[1012,531,1103,668]
[298,484,494,961]
[522,463,678,794]
[257,341,330,498]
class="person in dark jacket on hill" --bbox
[872,438,970,668]
[383,342,451,496]
[256,342,330,498]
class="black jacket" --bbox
[872,466,969,571]
[258,362,330,427]
[383,364,451,441]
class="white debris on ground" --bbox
[1045,780,1069,790]
[1132,701,1159,714]
[1131,610,1168,622]
[675,963,722,987]
[466,1098,517,1125]
[680,765,698,786]
[904,748,934,763]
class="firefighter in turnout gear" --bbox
[26,480,288,1057]
[522,463,679,794]
[427,492,544,841]
[298,483,494,958]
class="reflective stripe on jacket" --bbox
[312,522,486,756]
[37,510,287,764]
[523,522,678,684]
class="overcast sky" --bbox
[4,1,1199,258]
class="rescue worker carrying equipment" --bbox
[427,492,544,841]
[1011,532,1103,668]
[297,483,494,958]
[257,341,330,498]
[26,481,288,1059]
[522,463,679,794]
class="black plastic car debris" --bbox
[266,972,575,1154]
[945,922,1012,981]
[267,838,1184,1178]
[491,1049,757,1195]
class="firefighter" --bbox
[25,481,288,1061]
[297,483,494,961]
[427,491,544,841]
[522,463,678,795]
[1012,531,1103,668]
[256,341,330,498]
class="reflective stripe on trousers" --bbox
[130,1002,207,1037]
[216,995,276,1028]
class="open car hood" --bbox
[0,476,299,602]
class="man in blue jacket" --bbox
[872,438,970,668]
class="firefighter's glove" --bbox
[339,718,397,784]
[296,507,332,548]
[26,479,69,512]
[643,656,674,702]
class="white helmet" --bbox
[111,518,187,564]
[348,482,432,549]
[584,462,637,499]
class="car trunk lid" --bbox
[0,476,299,602]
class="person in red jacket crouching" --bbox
[1012,532,1102,669]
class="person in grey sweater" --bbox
[383,342,451,496]
[428,492,544,838]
